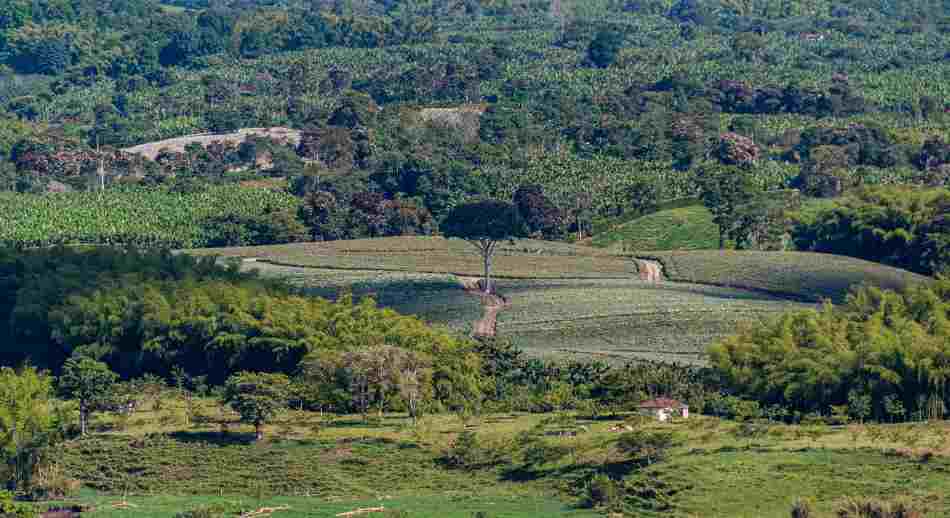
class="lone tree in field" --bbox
[441,200,528,294]
[222,372,291,441]
[58,357,118,436]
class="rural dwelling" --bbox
[637,398,689,422]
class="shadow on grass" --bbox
[501,459,641,483]
[321,417,399,429]
[168,430,257,445]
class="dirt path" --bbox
[458,276,510,338]
[634,259,664,282]
[121,127,302,160]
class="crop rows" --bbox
[0,186,300,249]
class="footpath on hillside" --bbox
[460,258,663,338]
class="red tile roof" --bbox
[637,398,687,409]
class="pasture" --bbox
[48,395,950,518]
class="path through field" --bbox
[634,258,663,282]
[458,276,511,337]
[238,259,808,364]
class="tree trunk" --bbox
[255,422,264,441]
[80,403,88,436]
[719,228,725,250]
[483,248,492,294]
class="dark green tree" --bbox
[697,165,758,249]
[57,357,118,436]
[222,372,291,441]
[441,200,528,293]
[587,29,623,69]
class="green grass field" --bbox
[592,205,720,251]
[47,396,950,518]
[592,199,839,253]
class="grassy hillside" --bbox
[593,199,840,252]
[592,205,720,251]
[48,396,950,518]
[200,237,928,361]
[249,262,802,363]
[644,250,930,303]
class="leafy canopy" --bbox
[222,372,291,431]
[441,200,528,242]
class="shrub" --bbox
[791,498,813,518]
[25,462,80,500]
[584,474,621,509]
[0,490,35,518]
[615,430,675,465]
[174,503,241,518]
[442,431,485,470]
[836,498,922,518]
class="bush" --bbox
[615,430,675,465]
[443,431,485,470]
[0,490,35,518]
[835,498,922,518]
[584,474,621,509]
[25,462,80,501]
[791,498,813,518]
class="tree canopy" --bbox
[709,279,950,422]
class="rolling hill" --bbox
[196,237,927,363]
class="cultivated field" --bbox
[243,262,802,363]
[202,237,639,279]
[593,205,720,252]
[644,250,930,303]
[202,237,927,362]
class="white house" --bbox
[637,398,689,422]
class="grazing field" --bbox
[592,198,839,253]
[49,396,950,518]
[644,250,930,303]
[592,205,720,252]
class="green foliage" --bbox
[615,430,675,465]
[441,200,528,244]
[0,366,53,459]
[586,30,623,69]
[793,186,950,275]
[709,279,950,421]
[222,372,291,440]
[0,186,302,249]
[0,490,35,518]
[57,357,118,435]
[697,164,759,249]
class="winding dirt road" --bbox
[458,277,510,338]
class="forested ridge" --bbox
[1,0,949,267]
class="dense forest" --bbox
[0,0,949,269]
